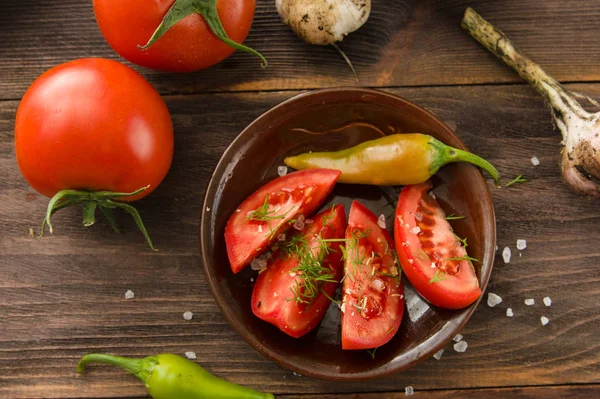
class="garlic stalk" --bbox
[276,0,371,45]
[462,8,600,197]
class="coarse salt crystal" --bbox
[454,340,468,353]
[185,351,197,360]
[516,239,527,250]
[250,258,267,270]
[377,214,386,229]
[502,247,511,263]
[540,316,549,326]
[289,272,296,278]
[433,349,444,360]
[206,207,210,212]
[371,279,384,292]
[293,220,305,230]
[340,303,346,313]
[543,297,552,307]
[124,290,135,300]
[257,225,263,233]
[487,293,503,307]
[524,298,535,306]
[277,233,286,241]
[531,156,540,166]
[410,226,421,234]
[293,372,302,377]
[183,311,193,320]
[431,262,436,268]
[453,334,463,342]
[277,166,288,176]
[506,308,514,317]
[405,386,414,396]
[414,212,423,222]
[495,245,499,251]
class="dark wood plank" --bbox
[281,385,600,398]
[2,0,600,99]
[1,84,599,398]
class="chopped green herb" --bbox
[446,214,466,220]
[429,269,450,284]
[505,174,528,187]
[287,236,337,306]
[366,347,378,359]
[446,255,479,263]
[246,194,293,222]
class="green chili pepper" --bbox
[77,353,275,399]
[284,133,500,186]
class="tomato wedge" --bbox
[225,169,341,274]
[394,182,481,309]
[251,205,346,338]
[341,201,404,350]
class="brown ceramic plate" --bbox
[200,88,496,381]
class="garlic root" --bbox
[462,7,600,197]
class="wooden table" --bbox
[1,1,599,398]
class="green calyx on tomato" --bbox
[139,0,267,67]
[41,186,157,251]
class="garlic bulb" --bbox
[276,0,371,45]
[462,8,600,197]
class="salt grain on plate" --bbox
[454,340,468,353]
[277,166,288,176]
[183,311,193,321]
[541,316,550,326]
[185,351,197,360]
[250,257,267,271]
[502,247,511,263]
[453,334,463,342]
[506,307,514,317]
[433,349,444,360]
[516,239,527,250]
[410,226,421,234]
[543,296,552,307]
[531,156,540,166]
[405,386,414,396]
[487,292,503,307]
[124,290,135,300]
[524,298,535,306]
[377,214,386,229]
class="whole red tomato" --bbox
[15,58,173,200]
[93,0,260,72]
[15,58,173,248]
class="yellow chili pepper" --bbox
[284,133,500,186]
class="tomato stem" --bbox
[138,0,267,67]
[39,186,156,250]
[82,201,98,227]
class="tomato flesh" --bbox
[225,169,341,274]
[394,182,481,309]
[341,201,404,350]
[93,0,256,72]
[251,205,346,338]
[14,58,173,201]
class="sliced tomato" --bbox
[341,201,404,350]
[225,169,341,274]
[394,182,481,309]
[251,205,346,338]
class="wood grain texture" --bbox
[2,84,599,398]
[1,0,600,99]
[280,385,600,398]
